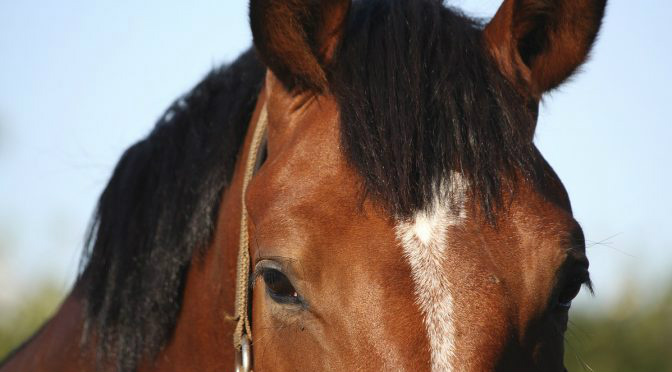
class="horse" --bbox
[0,0,607,371]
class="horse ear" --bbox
[249,0,351,92]
[483,0,607,97]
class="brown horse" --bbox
[0,0,607,371]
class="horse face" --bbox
[245,0,604,371]
[245,71,587,372]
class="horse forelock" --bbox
[331,0,541,221]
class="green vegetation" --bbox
[0,284,64,360]
[565,287,672,372]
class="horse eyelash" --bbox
[250,267,265,291]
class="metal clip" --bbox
[235,335,252,372]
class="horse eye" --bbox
[262,268,300,304]
[556,281,582,310]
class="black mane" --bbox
[332,0,540,218]
[79,49,264,371]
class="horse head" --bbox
[241,0,604,371]
[0,1,606,371]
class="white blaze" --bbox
[395,176,466,372]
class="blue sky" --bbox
[0,0,670,311]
